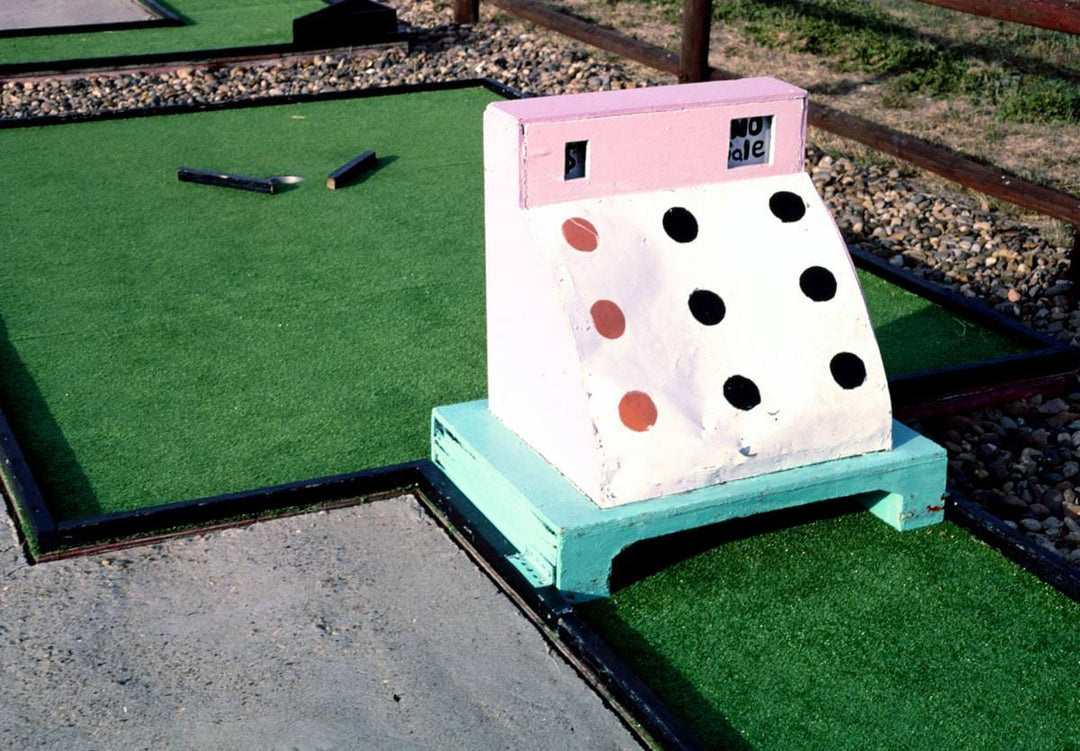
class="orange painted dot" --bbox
[619,391,657,432]
[590,300,626,339]
[562,217,599,252]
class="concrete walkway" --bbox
[0,496,640,750]
[1,0,156,31]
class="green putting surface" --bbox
[0,86,1031,526]
[0,0,323,66]
[581,512,1080,750]
[1,88,495,521]
[858,271,1028,377]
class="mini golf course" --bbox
[2,80,1079,750]
[0,82,1042,531]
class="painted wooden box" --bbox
[483,78,892,508]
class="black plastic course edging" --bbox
[0,401,58,552]
[0,0,183,41]
[0,76,525,131]
[45,462,421,557]
[0,39,411,79]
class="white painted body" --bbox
[484,79,892,508]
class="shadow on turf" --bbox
[610,496,866,593]
[578,601,759,751]
[594,499,868,750]
[875,302,1022,378]
[0,315,100,519]
[871,292,1037,383]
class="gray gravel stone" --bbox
[1019,518,1043,533]
[1039,398,1069,415]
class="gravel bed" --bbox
[805,153,1080,566]
[2,0,1079,570]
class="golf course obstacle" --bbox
[292,0,399,49]
[432,78,948,599]
[177,166,278,194]
[327,149,378,190]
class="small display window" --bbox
[564,141,588,180]
[728,115,773,168]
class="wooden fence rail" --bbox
[914,0,1080,36]
[453,0,1080,275]
[457,0,1080,35]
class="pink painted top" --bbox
[486,77,808,208]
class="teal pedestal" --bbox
[431,400,947,601]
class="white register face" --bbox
[484,79,892,507]
[520,172,891,505]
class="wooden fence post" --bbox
[679,0,712,83]
[455,0,480,24]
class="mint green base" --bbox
[431,400,947,601]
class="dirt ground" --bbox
[504,0,1079,240]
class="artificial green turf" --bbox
[581,513,1080,751]
[0,0,323,66]
[0,86,1034,523]
[858,270,1029,376]
[0,88,497,520]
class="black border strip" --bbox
[0,0,183,40]
[0,401,57,552]
[890,348,1080,418]
[0,36,415,78]
[47,462,419,554]
[0,77,523,130]
[138,0,183,23]
[0,20,410,78]
[1,44,328,78]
